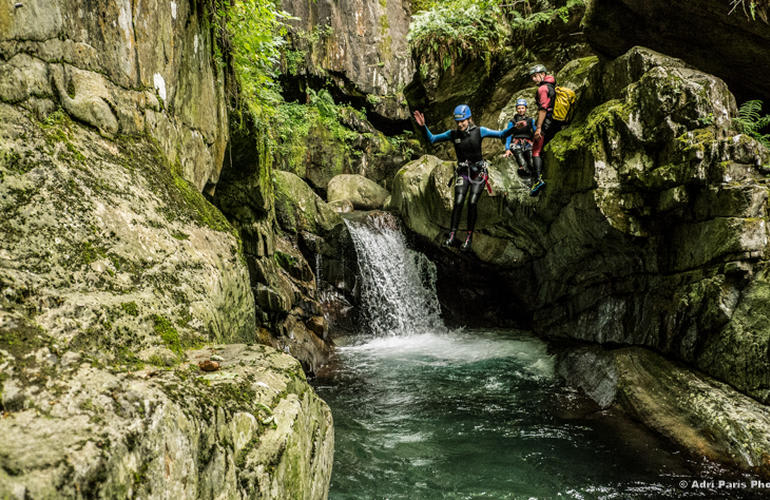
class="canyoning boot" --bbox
[530,157,545,196]
[530,176,545,196]
[461,231,473,252]
[444,231,457,247]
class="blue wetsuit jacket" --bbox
[423,123,515,164]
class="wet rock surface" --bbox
[0,343,333,498]
[558,346,770,476]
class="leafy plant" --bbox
[728,0,769,22]
[408,0,508,76]
[214,0,292,122]
[506,0,584,34]
[735,100,770,147]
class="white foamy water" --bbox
[338,329,555,380]
[344,213,444,336]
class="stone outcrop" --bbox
[273,171,360,338]
[558,346,770,476]
[327,173,390,210]
[0,101,332,497]
[0,343,333,498]
[391,46,770,409]
[1,1,334,496]
[0,0,228,192]
[280,0,415,122]
[213,125,338,374]
[583,0,770,101]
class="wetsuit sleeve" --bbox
[529,118,537,134]
[424,125,452,144]
[505,122,513,150]
[480,125,515,140]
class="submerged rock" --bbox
[558,346,770,477]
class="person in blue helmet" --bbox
[503,98,537,182]
[413,105,515,251]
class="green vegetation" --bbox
[408,0,584,77]
[152,314,183,356]
[408,0,508,75]
[214,0,290,122]
[728,0,769,22]
[120,302,139,317]
[273,88,364,173]
[507,0,584,33]
[735,100,770,147]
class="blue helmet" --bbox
[516,98,528,108]
[453,104,471,121]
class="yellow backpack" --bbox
[552,85,576,122]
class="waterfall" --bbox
[343,213,444,336]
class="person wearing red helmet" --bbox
[528,64,564,196]
[413,105,514,251]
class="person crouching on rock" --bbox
[413,105,514,251]
[503,98,537,184]
[529,64,564,196]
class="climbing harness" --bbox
[454,159,492,194]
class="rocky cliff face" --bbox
[280,0,415,123]
[390,46,770,472]
[583,0,770,102]
[1,1,333,496]
[0,0,228,192]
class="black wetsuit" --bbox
[423,123,514,236]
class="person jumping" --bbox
[413,105,514,251]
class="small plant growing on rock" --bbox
[735,99,770,147]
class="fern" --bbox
[408,0,508,76]
[735,100,770,147]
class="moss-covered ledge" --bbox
[0,343,333,498]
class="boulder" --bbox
[558,346,770,476]
[0,344,333,498]
[327,174,390,210]
[274,170,343,235]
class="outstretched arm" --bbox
[503,121,513,156]
[413,110,451,144]
[480,122,516,140]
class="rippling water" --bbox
[313,329,749,499]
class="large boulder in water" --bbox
[558,346,770,476]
